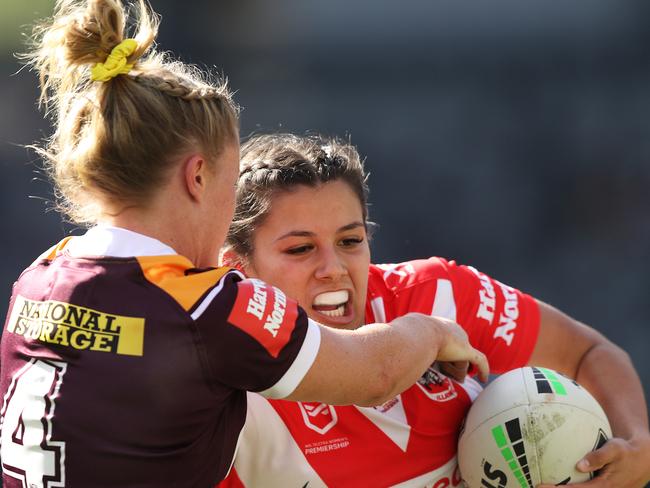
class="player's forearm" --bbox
[288,313,489,406]
[574,341,649,440]
[286,313,445,406]
[345,313,488,405]
[531,301,649,437]
[353,313,446,405]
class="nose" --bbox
[314,247,348,281]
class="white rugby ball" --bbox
[458,366,611,488]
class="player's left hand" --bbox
[537,434,650,488]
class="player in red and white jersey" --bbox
[1,4,488,485]
[219,133,650,488]
[221,258,536,488]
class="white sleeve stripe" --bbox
[259,318,321,399]
[431,279,457,321]
[190,270,245,321]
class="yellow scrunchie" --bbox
[90,39,138,82]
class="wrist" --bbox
[631,430,650,449]
[427,315,448,355]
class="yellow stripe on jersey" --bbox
[136,256,232,312]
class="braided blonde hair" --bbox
[24,0,239,224]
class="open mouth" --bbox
[312,290,350,319]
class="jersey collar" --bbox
[66,225,178,258]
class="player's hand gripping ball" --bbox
[458,367,611,488]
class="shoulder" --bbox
[367,258,463,320]
[136,256,244,314]
[26,237,75,269]
[368,257,455,292]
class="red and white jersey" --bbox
[219,258,540,488]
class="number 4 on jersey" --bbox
[1,359,67,488]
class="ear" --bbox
[183,154,209,202]
[219,246,245,271]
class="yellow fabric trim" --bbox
[91,39,138,82]
[136,255,232,312]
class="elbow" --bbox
[575,337,632,379]
[604,340,634,369]
[354,361,400,407]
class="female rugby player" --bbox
[0,3,486,486]
[220,133,650,488]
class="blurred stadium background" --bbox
[1,0,649,405]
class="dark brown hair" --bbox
[226,133,371,259]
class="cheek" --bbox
[272,265,309,300]
[350,250,371,305]
[249,258,310,303]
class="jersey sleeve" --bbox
[194,274,321,399]
[370,258,540,374]
[441,259,540,373]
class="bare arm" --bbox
[285,313,489,407]
[531,301,650,488]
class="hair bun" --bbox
[25,0,158,105]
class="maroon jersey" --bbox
[0,226,320,487]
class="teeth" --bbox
[313,290,349,306]
[320,305,345,317]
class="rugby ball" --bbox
[458,366,611,488]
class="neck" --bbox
[99,204,218,268]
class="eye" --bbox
[339,237,364,248]
[284,244,314,255]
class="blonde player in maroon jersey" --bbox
[219,133,650,488]
[0,2,489,486]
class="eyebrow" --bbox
[274,221,365,242]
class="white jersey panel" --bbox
[235,392,327,488]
